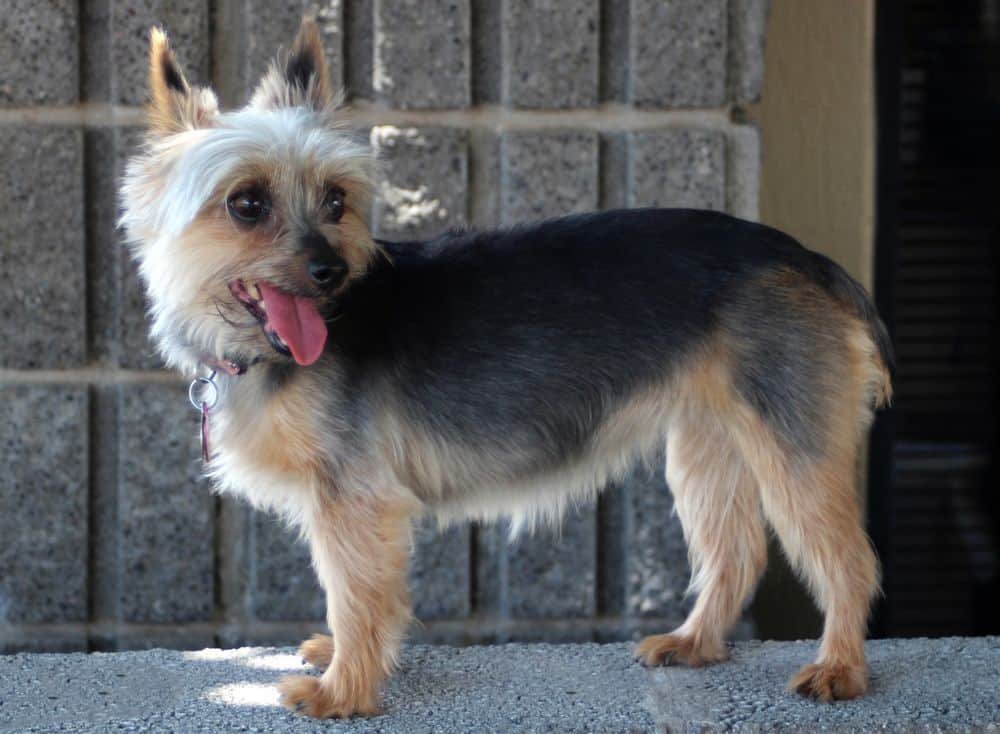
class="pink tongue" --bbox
[258,283,328,366]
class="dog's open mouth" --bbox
[228,279,328,366]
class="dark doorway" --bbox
[872,0,1000,637]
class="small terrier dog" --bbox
[121,19,893,718]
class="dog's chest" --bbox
[208,377,325,513]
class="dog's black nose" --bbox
[308,256,347,288]
[300,231,348,290]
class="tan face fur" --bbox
[120,22,376,373]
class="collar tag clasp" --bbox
[188,371,220,463]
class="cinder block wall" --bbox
[0,0,768,652]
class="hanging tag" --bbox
[188,371,219,463]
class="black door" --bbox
[872,0,1000,637]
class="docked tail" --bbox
[818,258,895,408]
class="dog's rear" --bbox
[636,251,892,701]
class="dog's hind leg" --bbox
[635,410,767,668]
[727,322,883,701]
[737,424,878,700]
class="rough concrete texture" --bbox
[471,0,502,103]
[374,0,470,109]
[2,639,999,732]
[627,129,726,210]
[0,386,88,624]
[508,508,598,620]
[248,513,473,624]
[629,0,727,108]
[85,126,162,369]
[651,638,1000,733]
[118,384,214,623]
[728,0,771,104]
[409,518,472,620]
[475,508,599,627]
[0,0,78,105]
[0,127,86,368]
[371,126,468,239]
[235,0,343,103]
[621,464,693,620]
[503,0,599,109]
[251,514,326,623]
[500,131,599,224]
[0,644,651,733]
[82,0,210,104]
[726,124,762,221]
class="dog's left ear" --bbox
[148,27,218,134]
[250,17,335,112]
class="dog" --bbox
[120,18,893,718]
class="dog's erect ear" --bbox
[250,17,335,112]
[148,27,218,134]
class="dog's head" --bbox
[120,18,375,373]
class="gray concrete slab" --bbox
[0,638,998,733]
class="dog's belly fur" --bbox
[207,208,890,530]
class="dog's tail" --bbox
[817,257,895,408]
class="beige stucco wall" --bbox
[752,0,877,639]
[759,0,876,289]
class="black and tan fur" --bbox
[120,19,893,718]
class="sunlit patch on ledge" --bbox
[241,652,304,671]
[183,647,265,662]
[204,682,280,707]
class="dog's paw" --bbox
[298,633,334,671]
[634,632,729,668]
[789,662,867,702]
[277,674,378,719]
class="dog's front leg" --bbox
[278,493,415,718]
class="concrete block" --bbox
[217,0,343,106]
[629,0,726,108]
[6,639,1000,732]
[502,0,599,109]
[250,512,324,621]
[729,0,770,104]
[371,126,468,239]
[507,506,598,619]
[0,386,88,624]
[344,0,374,100]
[469,130,500,228]
[471,0,501,103]
[726,123,761,221]
[627,128,726,210]
[651,638,1000,732]
[500,131,599,224]
[621,464,691,620]
[0,127,85,368]
[599,0,628,102]
[82,0,210,105]
[113,629,216,652]
[410,518,471,620]
[118,383,214,623]
[86,127,162,369]
[0,629,88,654]
[374,0,470,109]
[0,0,79,105]
[598,132,629,210]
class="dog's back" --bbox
[334,209,891,510]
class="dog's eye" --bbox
[322,187,345,223]
[227,190,270,225]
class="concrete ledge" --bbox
[1,638,997,733]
